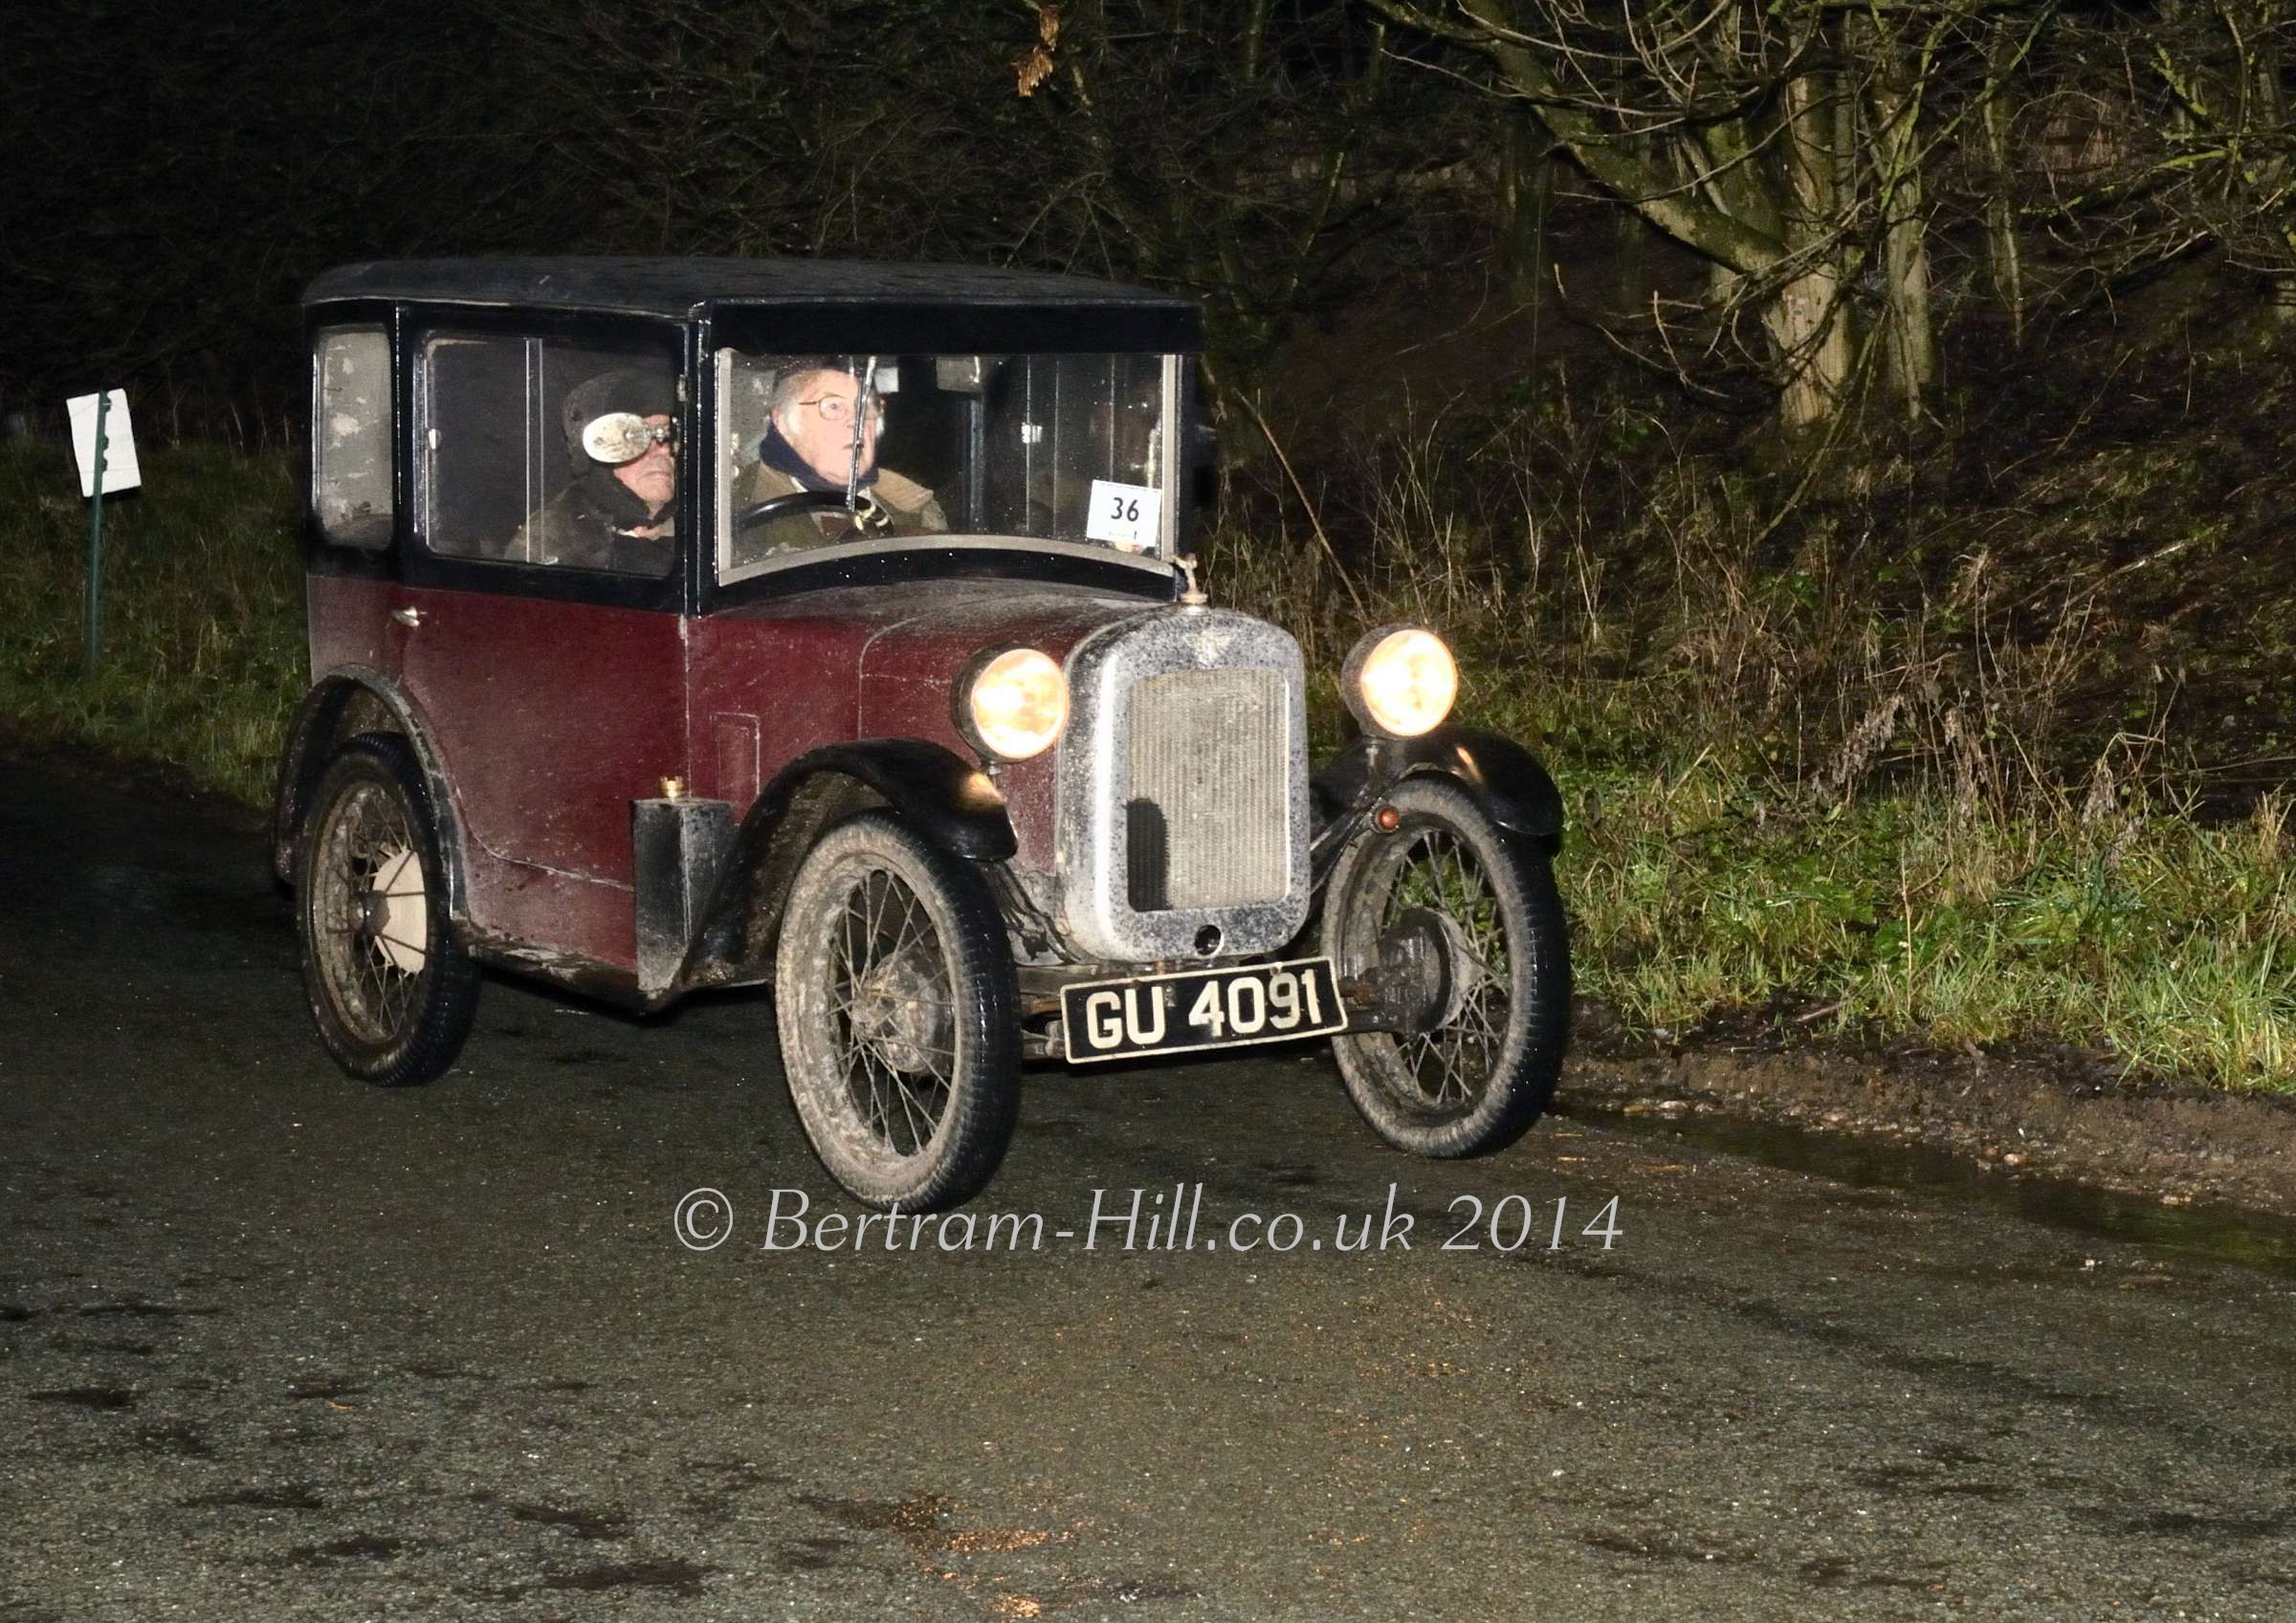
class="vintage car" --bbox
[276,257,1570,1211]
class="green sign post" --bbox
[83,389,110,669]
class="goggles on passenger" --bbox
[582,413,677,465]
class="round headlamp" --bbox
[958,647,1070,762]
[1343,625,1457,738]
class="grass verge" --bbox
[0,440,303,803]
[1562,760,2296,1090]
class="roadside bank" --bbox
[1567,1016,2296,1221]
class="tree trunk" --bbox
[1879,194,1936,410]
[1858,13,1936,418]
[1765,268,1850,430]
[1500,106,1555,333]
[1772,69,1852,430]
[1615,206,1651,324]
[2255,23,2296,321]
[1981,20,2026,344]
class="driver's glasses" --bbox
[799,394,884,428]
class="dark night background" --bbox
[7,2,1465,430]
[11,1,2294,446]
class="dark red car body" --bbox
[295,569,1135,980]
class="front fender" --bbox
[1310,726,1564,886]
[676,739,1014,990]
[761,739,1016,863]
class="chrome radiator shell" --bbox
[1054,607,1310,961]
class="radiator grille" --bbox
[1123,668,1289,910]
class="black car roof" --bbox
[303,257,1197,319]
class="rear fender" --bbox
[273,669,467,919]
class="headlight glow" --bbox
[1345,626,1457,738]
[961,647,1070,761]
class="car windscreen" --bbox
[717,350,1176,582]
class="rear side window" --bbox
[312,327,393,549]
[420,332,680,578]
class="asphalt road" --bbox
[5,761,2295,1621]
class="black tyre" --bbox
[1322,776,1570,1156]
[296,733,480,1086]
[773,812,1021,1211]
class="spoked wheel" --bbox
[774,812,1019,1211]
[1322,777,1570,1156]
[297,733,479,1086]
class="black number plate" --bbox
[1062,955,1346,1064]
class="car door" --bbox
[394,318,690,971]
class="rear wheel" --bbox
[1322,777,1570,1156]
[773,812,1020,1211]
[297,733,479,1086]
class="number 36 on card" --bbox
[1085,478,1162,552]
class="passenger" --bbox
[509,367,679,575]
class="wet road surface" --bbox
[5,761,2296,1620]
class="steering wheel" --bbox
[734,488,880,533]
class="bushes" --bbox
[1204,374,2296,1091]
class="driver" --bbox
[507,367,678,576]
[741,359,946,556]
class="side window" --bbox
[421,333,680,579]
[312,327,393,549]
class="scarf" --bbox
[758,424,878,494]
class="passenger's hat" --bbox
[563,367,678,466]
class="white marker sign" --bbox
[67,391,142,497]
[1087,477,1161,553]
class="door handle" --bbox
[390,605,424,628]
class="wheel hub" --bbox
[850,948,948,1072]
[363,845,428,974]
[1375,905,1482,1034]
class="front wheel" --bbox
[297,733,480,1086]
[773,812,1020,1211]
[1322,777,1570,1156]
